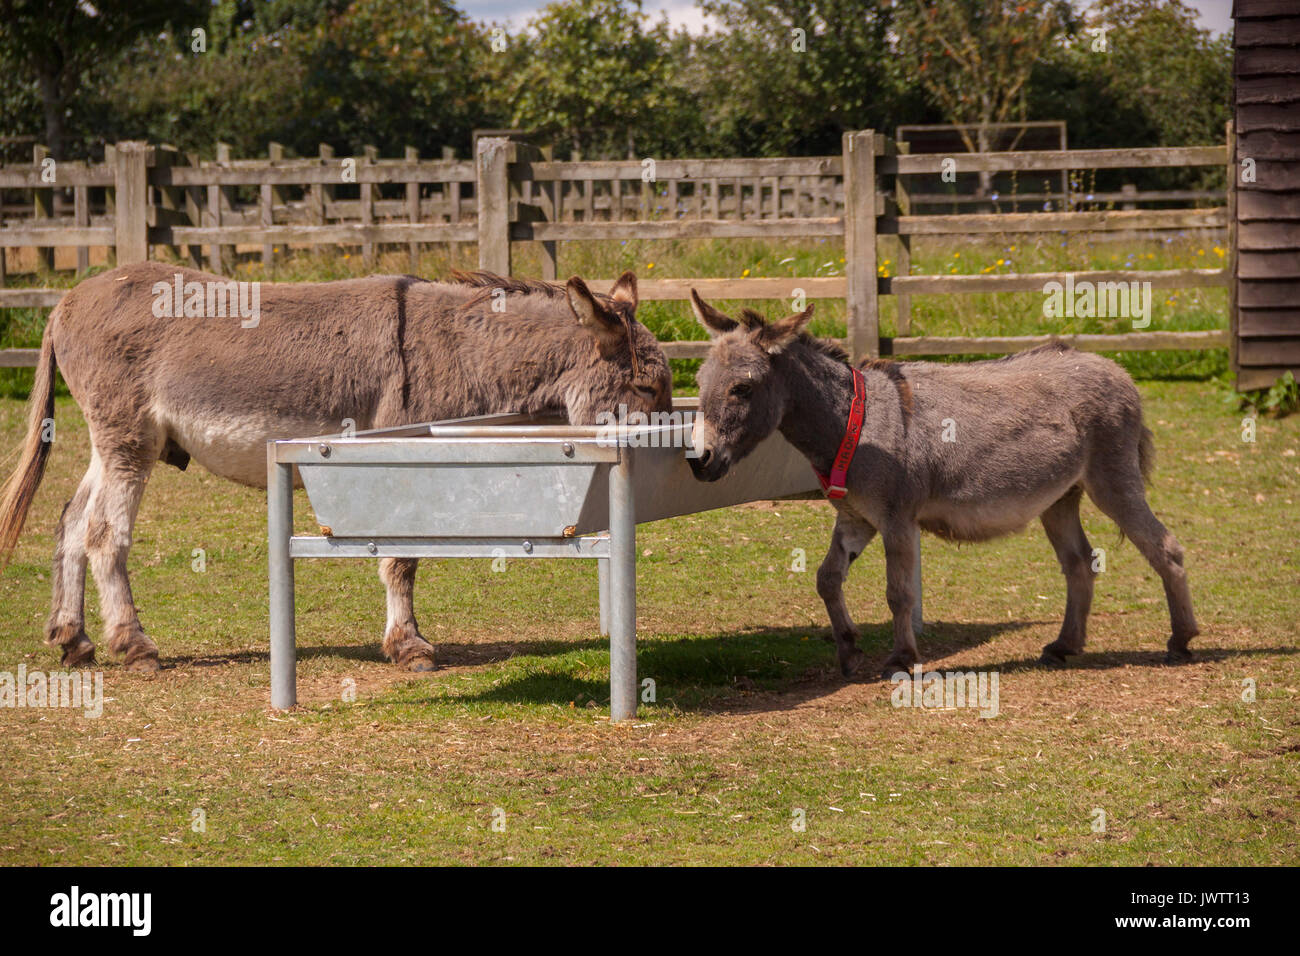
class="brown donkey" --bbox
[0,263,670,672]
[686,291,1198,679]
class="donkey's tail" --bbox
[0,321,58,570]
[1138,424,1156,485]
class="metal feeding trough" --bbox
[266,399,821,719]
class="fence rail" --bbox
[0,131,1231,368]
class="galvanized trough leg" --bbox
[268,449,297,710]
[608,452,636,721]
[597,557,610,637]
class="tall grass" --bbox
[0,230,1230,398]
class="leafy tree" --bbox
[691,0,926,156]
[895,0,1076,155]
[1077,0,1230,149]
[1027,0,1231,190]
[0,0,205,157]
[506,0,686,158]
[83,0,498,158]
[294,0,492,154]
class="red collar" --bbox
[814,367,865,499]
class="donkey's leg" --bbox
[1084,473,1199,664]
[379,558,437,671]
[45,459,99,667]
[815,514,877,677]
[879,523,922,679]
[84,454,160,672]
[1039,486,1097,665]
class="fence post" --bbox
[314,143,334,227]
[209,143,235,273]
[477,137,511,275]
[154,144,186,263]
[262,142,283,269]
[442,146,460,266]
[361,145,378,266]
[73,181,90,274]
[1227,119,1239,386]
[113,141,149,265]
[894,139,913,336]
[184,151,203,268]
[32,145,55,272]
[540,144,558,281]
[405,145,420,273]
[842,129,879,361]
[103,144,117,267]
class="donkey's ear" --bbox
[567,276,624,350]
[753,304,815,355]
[690,289,738,336]
[610,270,638,311]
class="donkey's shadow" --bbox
[161,623,1295,717]
[397,618,1033,713]
[401,619,1297,715]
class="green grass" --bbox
[0,235,1292,865]
[0,376,1296,865]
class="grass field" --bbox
[0,236,1295,865]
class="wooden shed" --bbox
[1232,0,1300,389]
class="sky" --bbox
[458,0,1234,36]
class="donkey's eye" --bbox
[729,382,752,399]
[632,383,657,398]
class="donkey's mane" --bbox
[805,335,849,363]
[736,308,850,364]
[448,270,630,318]
[449,270,567,301]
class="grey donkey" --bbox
[685,291,1198,679]
[0,264,671,673]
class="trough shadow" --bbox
[420,618,1037,714]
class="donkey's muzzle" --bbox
[688,447,728,482]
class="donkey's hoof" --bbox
[384,623,436,671]
[60,637,97,668]
[880,660,913,681]
[838,648,866,677]
[1039,643,1076,667]
[1164,646,1194,665]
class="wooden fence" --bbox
[0,130,1232,369]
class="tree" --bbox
[505,0,683,158]
[294,0,491,155]
[1077,0,1231,149]
[1026,0,1231,191]
[692,0,923,156]
[895,0,1075,155]
[0,0,205,157]
[83,0,498,159]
